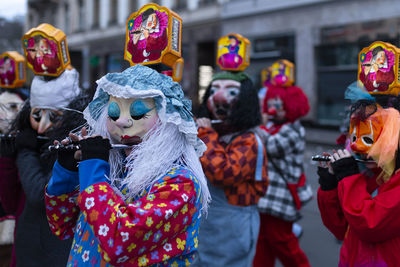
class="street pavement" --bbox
[296,141,342,267]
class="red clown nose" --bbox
[267,108,277,116]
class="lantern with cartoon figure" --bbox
[216,33,250,72]
[270,59,295,87]
[0,51,25,89]
[22,23,70,77]
[358,41,400,95]
[124,3,183,81]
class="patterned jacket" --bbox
[257,121,312,221]
[45,159,203,267]
[198,127,268,206]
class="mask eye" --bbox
[228,87,239,97]
[32,110,42,122]
[130,100,153,121]
[49,110,61,123]
[362,136,374,145]
[108,101,120,121]
[351,134,357,143]
[209,87,217,95]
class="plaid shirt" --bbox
[198,127,268,206]
[257,121,313,221]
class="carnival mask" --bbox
[106,96,158,145]
[266,97,286,123]
[207,79,240,120]
[349,107,384,156]
[0,92,23,133]
[30,108,63,134]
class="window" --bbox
[93,0,100,28]
[78,0,85,31]
[198,0,216,7]
[128,0,137,13]
[174,0,187,10]
[109,0,118,25]
[64,3,70,33]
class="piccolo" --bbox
[211,120,223,124]
[311,155,332,162]
[48,143,134,152]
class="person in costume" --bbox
[253,75,312,267]
[0,68,85,267]
[127,8,168,63]
[359,46,395,92]
[45,65,210,266]
[193,68,268,267]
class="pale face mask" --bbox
[207,79,240,120]
[0,92,23,133]
[106,96,159,145]
[30,108,63,135]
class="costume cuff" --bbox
[78,159,110,192]
[317,167,338,191]
[47,160,79,195]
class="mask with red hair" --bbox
[263,85,309,123]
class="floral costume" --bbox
[45,65,210,266]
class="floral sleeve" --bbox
[77,170,199,266]
[45,188,80,240]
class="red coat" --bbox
[318,170,400,267]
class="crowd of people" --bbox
[0,3,398,267]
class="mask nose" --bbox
[115,117,133,129]
[267,107,277,116]
[37,113,52,134]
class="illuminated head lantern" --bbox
[124,3,183,81]
[270,59,295,87]
[358,41,400,95]
[0,51,26,88]
[22,23,71,77]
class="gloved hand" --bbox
[331,149,359,181]
[0,135,16,158]
[15,128,38,152]
[79,136,111,162]
[317,166,338,191]
[56,140,79,172]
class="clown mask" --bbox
[349,106,384,163]
[0,92,23,133]
[30,108,63,135]
[106,96,158,145]
[266,97,286,124]
[207,79,240,120]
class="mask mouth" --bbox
[121,135,142,146]
[354,153,374,163]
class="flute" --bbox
[48,143,134,152]
[311,155,331,162]
[0,134,49,140]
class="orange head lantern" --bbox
[0,51,25,88]
[270,59,294,87]
[22,23,70,77]
[124,3,183,81]
[216,33,250,72]
[358,41,400,96]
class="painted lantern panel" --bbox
[22,23,70,77]
[216,33,250,72]
[124,3,183,81]
[270,59,295,87]
[0,51,25,88]
[358,41,400,95]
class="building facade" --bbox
[26,0,400,125]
